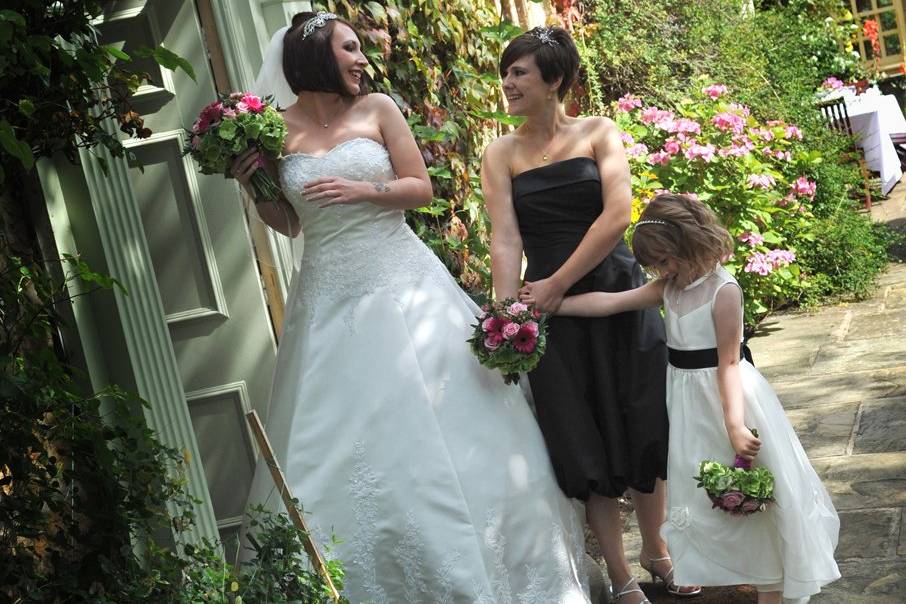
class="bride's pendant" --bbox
[542,153,549,161]
[322,123,329,128]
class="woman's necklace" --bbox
[301,99,346,128]
[539,125,560,162]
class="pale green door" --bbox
[98,0,277,548]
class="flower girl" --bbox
[537,193,840,603]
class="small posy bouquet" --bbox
[184,92,287,202]
[694,430,775,516]
[467,298,547,385]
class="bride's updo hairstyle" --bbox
[283,11,369,97]
[499,26,578,101]
[631,193,733,279]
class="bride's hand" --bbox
[229,149,278,192]
[303,176,370,208]
[518,278,565,313]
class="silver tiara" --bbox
[532,27,559,47]
[634,219,672,227]
[302,12,338,40]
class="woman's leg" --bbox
[587,494,647,603]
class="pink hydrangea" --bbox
[507,301,529,315]
[776,193,797,207]
[729,102,751,117]
[617,94,643,112]
[784,125,803,140]
[663,139,682,155]
[620,132,635,146]
[822,76,844,90]
[766,249,796,267]
[684,142,716,162]
[718,144,750,158]
[791,176,817,199]
[702,84,728,99]
[739,231,765,247]
[626,143,649,157]
[747,174,776,189]
[640,107,675,125]
[501,322,521,340]
[241,93,264,113]
[649,150,671,165]
[744,252,774,276]
[712,112,746,134]
[751,127,775,141]
[733,134,756,150]
[774,149,792,161]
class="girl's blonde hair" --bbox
[631,193,732,278]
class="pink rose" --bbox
[484,333,503,350]
[740,498,762,514]
[720,491,745,510]
[242,93,264,112]
[507,302,529,315]
[501,322,521,340]
[221,107,237,119]
[235,101,250,113]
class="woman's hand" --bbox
[302,177,370,208]
[229,148,278,193]
[518,278,566,313]
[727,424,762,461]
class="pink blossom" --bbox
[729,102,751,117]
[241,93,264,113]
[751,127,775,141]
[521,320,540,337]
[733,134,756,150]
[661,117,701,135]
[739,231,765,247]
[620,132,635,146]
[822,76,844,90]
[512,326,538,353]
[747,173,776,189]
[702,84,728,99]
[766,120,784,127]
[784,125,803,140]
[791,176,817,199]
[502,322,521,340]
[774,150,792,161]
[684,142,716,162]
[484,334,503,350]
[532,309,542,319]
[507,302,529,315]
[191,135,201,150]
[720,491,745,510]
[626,143,649,157]
[777,193,796,207]
[663,139,682,155]
[766,249,796,267]
[482,317,501,333]
[740,499,763,514]
[617,94,643,112]
[640,107,674,125]
[235,101,250,113]
[712,112,745,134]
[649,150,671,165]
[221,107,237,119]
[744,252,774,276]
[718,145,749,158]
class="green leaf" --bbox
[17,99,35,117]
[0,9,26,28]
[103,44,130,61]
[366,1,387,23]
[151,45,196,81]
[0,119,33,170]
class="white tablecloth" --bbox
[844,94,906,195]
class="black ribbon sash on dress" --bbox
[668,344,754,369]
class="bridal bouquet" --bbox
[694,430,775,516]
[468,299,547,385]
[184,92,287,202]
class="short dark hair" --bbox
[499,27,578,100]
[283,12,369,98]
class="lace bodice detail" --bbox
[278,137,454,326]
[663,265,743,350]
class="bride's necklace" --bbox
[301,98,347,129]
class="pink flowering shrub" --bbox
[614,82,819,325]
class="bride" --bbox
[232,11,592,603]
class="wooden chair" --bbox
[817,97,873,210]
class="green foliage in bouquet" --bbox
[694,460,776,502]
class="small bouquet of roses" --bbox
[694,429,775,516]
[184,92,287,202]
[467,299,547,385]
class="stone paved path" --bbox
[588,188,906,603]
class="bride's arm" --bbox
[231,149,301,238]
[482,138,523,300]
[302,94,433,210]
[519,117,631,311]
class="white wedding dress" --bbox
[243,137,591,604]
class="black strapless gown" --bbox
[513,157,669,500]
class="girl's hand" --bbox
[303,177,370,208]
[518,278,565,313]
[727,424,762,461]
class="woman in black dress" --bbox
[481,27,701,603]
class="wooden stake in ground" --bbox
[245,410,341,601]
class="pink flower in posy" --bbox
[744,252,774,276]
[684,142,716,162]
[784,125,803,140]
[507,301,529,315]
[221,107,237,119]
[501,322,521,340]
[484,334,503,350]
[740,498,763,514]
[482,316,502,333]
[791,176,817,198]
[617,94,643,112]
[739,231,765,247]
[649,150,671,165]
[663,138,682,155]
[720,491,745,510]
[626,143,649,157]
[512,324,538,353]
[242,93,264,113]
[747,173,776,189]
[620,132,635,146]
[702,84,728,99]
[766,249,796,267]
[190,135,201,150]
[712,112,745,134]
